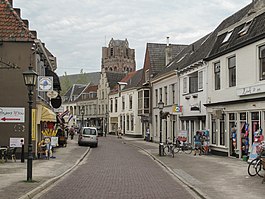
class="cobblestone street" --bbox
[37,136,195,199]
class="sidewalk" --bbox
[123,137,265,199]
[0,138,89,199]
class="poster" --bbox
[51,136,58,147]
[9,137,24,147]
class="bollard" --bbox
[21,143,24,163]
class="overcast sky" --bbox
[14,0,251,76]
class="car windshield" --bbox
[83,128,96,135]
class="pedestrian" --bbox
[117,127,122,139]
[146,129,150,142]
[194,131,202,156]
[69,125,75,140]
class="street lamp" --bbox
[81,108,85,128]
[158,100,164,156]
[23,66,38,182]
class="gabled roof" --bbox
[156,33,212,77]
[0,0,36,41]
[59,72,101,85]
[75,85,98,102]
[106,71,127,89]
[206,2,263,60]
[63,84,86,102]
[147,43,187,76]
[123,69,143,90]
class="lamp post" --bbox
[23,66,38,182]
[81,108,85,128]
[158,100,164,156]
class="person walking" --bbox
[194,131,202,156]
[69,125,75,140]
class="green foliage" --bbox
[60,72,72,95]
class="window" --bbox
[131,114,134,131]
[159,88,162,101]
[155,89,158,107]
[144,90,150,114]
[138,91,143,115]
[238,21,252,36]
[171,84,175,104]
[164,86,167,105]
[198,71,203,90]
[259,45,265,80]
[115,98,118,112]
[183,77,187,93]
[222,31,233,43]
[122,96,125,110]
[110,48,114,56]
[228,56,236,87]
[110,99,113,112]
[214,62,221,90]
[129,95,132,109]
[189,72,198,93]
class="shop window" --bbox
[127,115,129,131]
[220,114,225,146]
[131,115,134,131]
[214,62,221,90]
[212,117,217,144]
[228,56,236,87]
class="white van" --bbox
[78,127,98,147]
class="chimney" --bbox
[165,37,172,66]
[166,36,169,46]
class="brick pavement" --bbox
[37,136,196,199]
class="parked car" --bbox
[78,127,98,147]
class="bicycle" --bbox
[247,142,265,177]
[163,140,174,158]
[173,140,193,154]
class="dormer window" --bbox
[222,31,233,43]
[238,21,252,36]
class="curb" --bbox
[19,147,90,199]
[129,142,210,199]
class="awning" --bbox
[41,106,56,122]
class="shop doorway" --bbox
[229,113,237,157]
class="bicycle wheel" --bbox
[256,160,264,177]
[248,158,259,176]
[173,145,180,154]
[184,144,193,154]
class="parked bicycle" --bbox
[248,141,265,177]
[173,138,193,154]
[163,138,174,158]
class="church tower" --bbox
[101,38,136,72]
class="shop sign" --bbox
[172,105,183,114]
[236,83,265,96]
[0,107,25,123]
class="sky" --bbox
[14,0,251,76]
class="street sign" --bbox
[0,107,25,123]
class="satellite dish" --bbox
[47,90,58,99]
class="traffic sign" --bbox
[0,107,25,123]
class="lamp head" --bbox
[23,66,38,87]
[158,100,164,111]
